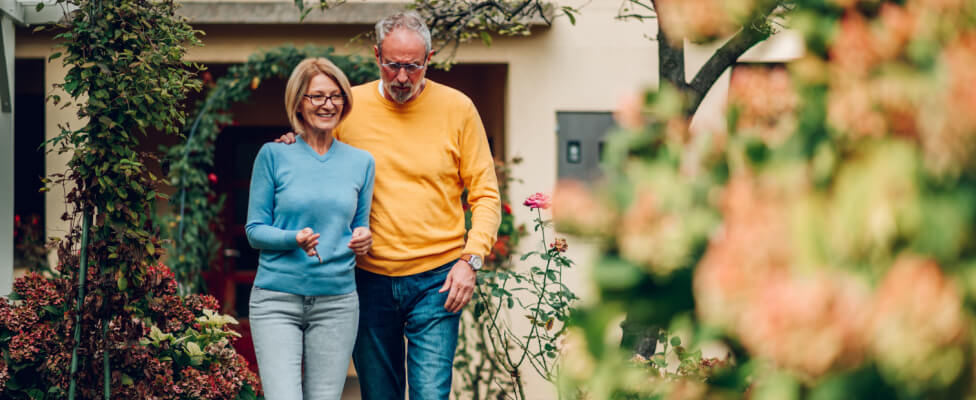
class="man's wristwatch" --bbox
[460,254,483,271]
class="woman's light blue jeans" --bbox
[249,286,358,400]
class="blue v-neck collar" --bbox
[297,135,338,162]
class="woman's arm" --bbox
[348,156,376,255]
[353,156,375,229]
[245,145,300,250]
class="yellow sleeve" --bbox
[458,100,501,257]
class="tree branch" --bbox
[683,2,780,115]
[415,0,546,60]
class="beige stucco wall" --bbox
[14,1,802,398]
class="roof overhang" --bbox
[1,0,71,26]
[177,1,552,27]
[178,1,406,25]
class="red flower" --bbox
[523,193,551,210]
[493,237,510,257]
[207,173,218,185]
[502,203,512,214]
[14,215,20,224]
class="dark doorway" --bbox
[205,125,285,371]
[14,59,46,271]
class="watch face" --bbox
[466,255,483,269]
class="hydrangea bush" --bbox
[557,0,976,398]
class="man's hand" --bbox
[275,132,298,144]
[296,227,322,262]
[439,260,476,313]
[348,227,372,256]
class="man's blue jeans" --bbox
[353,261,461,400]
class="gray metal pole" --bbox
[68,212,92,400]
[0,14,16,297]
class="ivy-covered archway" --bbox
[163,45,379,292]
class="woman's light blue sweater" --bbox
[245,136,374,296]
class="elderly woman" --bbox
[245,57,375,399]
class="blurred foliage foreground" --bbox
[556,0,976,399]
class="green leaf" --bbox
[117,275,128,291]
[563,7,577,25]
[48,52,61,61]
[546,270,558,281]
[63,80,78,96]
[98,115,115,128]
[236,385,258,400]
[479,31,493,46]
[670,336,681,347]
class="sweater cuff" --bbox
[461,240,490,259]
[279,230,300,248]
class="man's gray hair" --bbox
[375,11,432,55]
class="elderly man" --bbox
[279,11,501,400]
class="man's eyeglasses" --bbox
[303,94,345,106]
[380,61,427,73]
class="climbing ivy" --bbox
[44,0,201,331]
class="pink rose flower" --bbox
[523,193,551,210]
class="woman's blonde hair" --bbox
[284,58,353,135]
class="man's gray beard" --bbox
[386,82,414,104]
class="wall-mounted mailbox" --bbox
[556,111,615,181]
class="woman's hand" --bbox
[296,227,322,262]
[348,227,372,256]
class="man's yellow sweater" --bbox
[335,80,501,276]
